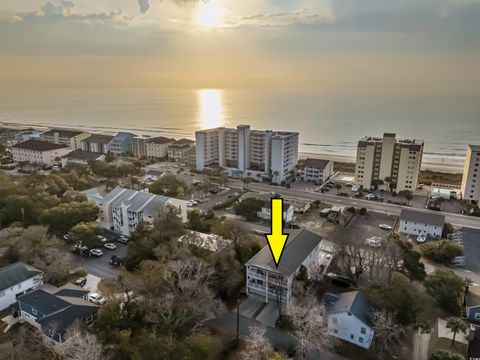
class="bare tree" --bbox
[371,311,405,360]
[288,297,335,359]
[239,325,273,360]
[59,325,106,360]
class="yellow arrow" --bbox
[265,198,289,267]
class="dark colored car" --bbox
[110,255,124,267]
[327,212,339,223]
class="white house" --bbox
[61,150,105,167]
[257,200,295,224]
[324,291,375,349]
[10,140,70,167]
[0,262,43,311]
[399,208,445,239]
[245,229,322,305]
[299,158,334,183]
[99,187,188,237]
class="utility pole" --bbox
[79,240,84,269]
[236,297,240,341]
[20,207,25,227]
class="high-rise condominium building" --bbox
[461,145,480,203]
[195,125,299,184]
[355,133,424,192]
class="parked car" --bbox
[365,236,382,247]
[74,243,88,254]
[75,277,87,287]
[110,255,124,267]
[97,235,107,243]
[117,235,130,244]
[327,212,339,223]
[417,234,427,243]
[351,186,359,193]
[89,248,104,257]
[379,224,393,230]
[365,194,375,200]
[104,243,117,250]
[88,293,106,305]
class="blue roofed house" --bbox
[323,291,376,349]
[107,132,136,155]
[14,284,97,344]
[0,262,43,312]
[465,285,480,326]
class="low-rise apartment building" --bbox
[106,132,136,155]
[167,139,195,163]
[245,229,322,305]
[99,187,187,237]
[61,150,105,167]
[81,134,114,154]
[355,133,424,192]
[195,124,298,184]
[40,129,90,150]
[461,145,480,203]
[299,158,334,183]
[399,208,445,239]
[145,136,175,160]
[0,262,43,312]
[10,140,70,167]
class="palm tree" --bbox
[446,317,467,346]
[313,200,321,208]
[384,177,393,192]
[242,177,251,190]
[371,179,384,190]
[335,184,342,195]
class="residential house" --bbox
[142,169,164,183]
[99,186,188,237]
[10,140,70,167]
[106,132,136,155]
[145,136,175,160]
[300,158,334,183]
[257,199,294,224]
[81,134,114,154]
[465,285,480,325]
[14,285,97,343]
[40,129,90,150]
[0,262,43,312]
[323,291,376,349]
[245,229,322,305]
[399,208,445,239]
[167,139,195,163]
[61,150,105,167]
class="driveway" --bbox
[412,330,431,360]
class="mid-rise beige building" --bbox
[461,145,480,203]
[167,139,195,163]
[145,136,175,160]
[40,129,90,150]
[355,133,424,192]
[10,139,70,167]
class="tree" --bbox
[287,296,334,359]
[187,209,212,233]
[446,317,467,346]
[442,223,454,238]
[149,173,186,197]
[241,177,252,190]
[430,349,465,360]
[371,311,405,360]
[384,177,394,191]
[335,184,342,195]
[425,269,466,315]
[60,325,107,360]
[70,222,103,249]
[419,240,463,265]
[372,179,384,190]
[313,200,321,208]
[40,201,99,234]
[233,198,263,221]
[211,219,250,244]
[239,325,273,360]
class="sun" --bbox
[196,1,223,29]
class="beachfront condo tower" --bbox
[461,145,480,203]
[195,125,299,185]
[355,133,424,192]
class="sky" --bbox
[1,0,480,93]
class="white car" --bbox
[379,224,393,231]
[117,235,129,244]
[417,234,427,243]
[351,186,359,193]
[97,235,107,243]
[104,242,117,250]
[89,248,104,257]
[365,236,382,248]
[365,194,375,200]
[88,293,106,305]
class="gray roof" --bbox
[54,288,89,298]
[17,289,71,315]
[324,291,375,326]
[103,186,170,215]
[11,139,69,151]
[0,262,42,291]
[82,134,113,144]
[42,129,84,138]
[62,150,103,161]
[302,158,331,170]
[245,229,321,277]
[148,136,174,145]
[400,208,445,227]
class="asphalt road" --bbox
[71,243,128,279]
[230,181,480,229]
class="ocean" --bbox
[1,87,479,172]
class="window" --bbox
[475,313,480,320]
[32,309,37,315]
[334,329,338,334]
[361,327,367,334]
[359,337,364,343]
[350,334,354,340]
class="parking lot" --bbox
[338,211,397,247]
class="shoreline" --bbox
[1,120,466,175]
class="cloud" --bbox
[138,0,150,14]
[239,8,334,27]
